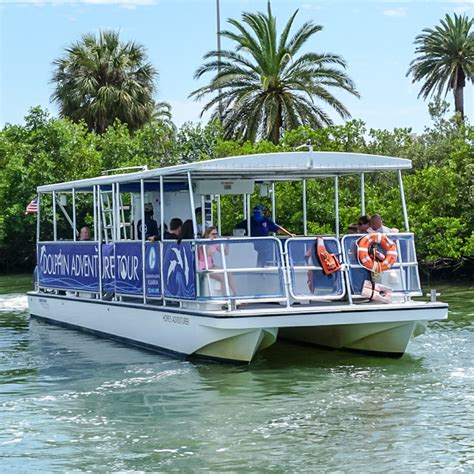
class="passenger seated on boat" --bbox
[357,215,371,233]
[347,223,358,234]
[78,226,91,241]
[368,214,399,234]
[163,218,182,240]
[137,202,159,241]
[178,219,194,243]
[234,205,294,267]
[198,227,237,296]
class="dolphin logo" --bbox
[167,259,177,283]
[172,248,183,268]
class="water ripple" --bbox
[0,279,473,471]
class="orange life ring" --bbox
[356,233,397,273]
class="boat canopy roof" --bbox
[38,151,412,193]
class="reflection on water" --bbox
[0,276,473,471]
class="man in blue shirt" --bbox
[235,205,294,267]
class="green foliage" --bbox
[99,119,178,171]
[176,121,222,162]
[0,107,101,268]
[0,102,472,273]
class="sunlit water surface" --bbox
[0,275,473,471]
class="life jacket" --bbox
[316,237,341,275]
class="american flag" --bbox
[25,198,38,214]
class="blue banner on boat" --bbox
[163,242,196,299]
[101,243,115,292]
[37,242,99,291]
[145,243,162,297]
[114,243,143,295]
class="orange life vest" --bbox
[316,237,341,275]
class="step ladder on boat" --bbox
[99,189,131,243]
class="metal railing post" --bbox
[398,170,410,231]
[52,191,57,241]
[72,189,76,241]
[187,172,197,238]
[140,179,146,304]
[335,176,339,239]
[271,182,276,222]
[217,194,222,235]
[302,179,307,236]
[97,185,103,299]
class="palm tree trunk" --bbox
[453,86,464,119]
[270,104,282,145]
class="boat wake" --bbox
[0,294,29,312]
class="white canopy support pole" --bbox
[35,193,41,289]
[360,173,365,216]
[217,194,222,235]
[246,194,251,237]
[97,185,103,299]
[93,186,97,241]
[335,176,340,239]
[210,195,214,226]
[36,193,41,244]
[140,179,146,304]
[159,176,164,241]
[302,179,307,236]
[201,194,205,234]
[159,176,165,306]
[187,172,197,238]
[72,189,76,241]
[116,182,121,241]
[398,170,410,231]
[115,182,121,241]
[243,194,247,220]
[52,191,57,241]
[271,182,276,222]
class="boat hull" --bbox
[28,293,447,363]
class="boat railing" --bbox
[35,233,422,307]
[193,237,287,304]
[340,233,422,298]
[284,237,346,301]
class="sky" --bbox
[0,0,473,133]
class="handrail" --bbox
[285,236,346,301]
[340,233,422,297]
[35,233,422,306]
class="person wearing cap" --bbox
[234,205,294,266]
[137,202,159,241]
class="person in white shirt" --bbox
[369,214,398,233]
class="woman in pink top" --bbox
[198,227,237,296]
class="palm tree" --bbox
[51,30,158,133]
[152,101,176,131]
[407,14,474,120]
[190,5,359,144]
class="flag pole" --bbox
[216,0,222,121]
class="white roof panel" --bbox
[38,151,412,192]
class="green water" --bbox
[0,275,473,471]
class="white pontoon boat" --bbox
[27,151,448,363]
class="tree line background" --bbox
[0,7,472,278]
[0,102,472,277]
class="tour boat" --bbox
[27,151,448,363]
